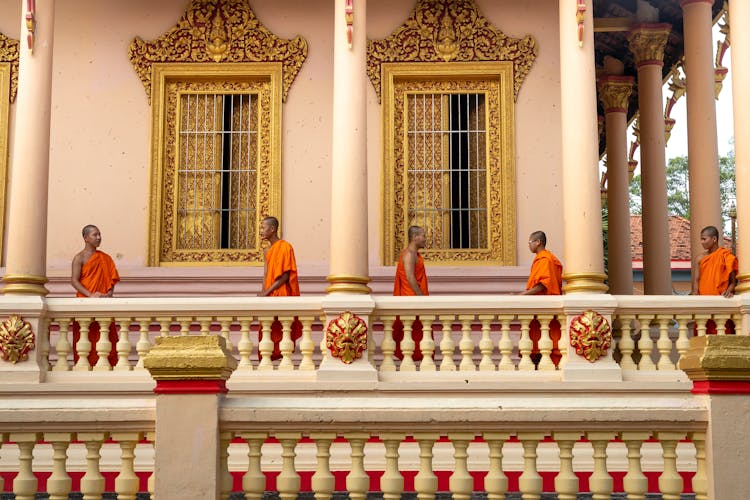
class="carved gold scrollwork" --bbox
[325,311,368,364]
[367,0,537,103]
[569,310,612,363]
[0,315,35,364]
[128,0,308,103]
[0,31,19,102]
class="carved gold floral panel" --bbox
[367,0,537,103]
[129,0,307,103]
[0,31,18,102]
[148,63,281,266]
[0,30,17,267]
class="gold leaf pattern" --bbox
[0,315,35,364]
[0,30,19,102]
[569,310,612,363]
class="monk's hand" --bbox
[724,289,735,298]
[91,292,104,298]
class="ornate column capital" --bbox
[599,76,634,114]
[628,24,671,67]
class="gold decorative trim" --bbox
[562,272,609,294]
[569,310,611,363]
[679,336,750,381]
[325,311,368,364]
[627,25,671,66]
[128,0,308,103]
[144,335,237,380]
[1,274,49,296]
[366,0,537,103]
[381,62,516,265]
[735,273,750,295]
[598,77,633,113]
[0,31,19,102]
[0,62,10,267]
[326,274,372,294]
[147,63,282,266]
[0,315,35,363]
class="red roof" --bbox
[629,215,732,262]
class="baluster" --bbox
[44,432,73,500]
[620,432,649,500]
[518,315,535,371]
[135,318,151,370]
[380,316,397,372]
[310,433,336,500]
[178,316,192,336]
[413,433,439,500]
[279,317,295,371]
[74,318,93,371]
[478,315,495,371]
[381,433,404,500]
[345,433,370,500]
[537,314,555,371]
[695,314,710,337]
[53,318,72,371]
[258,316,275,371]
[10,433,39,500]
[39,317,50,371]
[656,432,685,500]
[656,316,675,370]
[636,315,656,370]
[298,317,316,371]
[714,313,730,335]
[617,315,636,370]
[586,432,614,500]
[449,433,474,500]
[93,316,114,371]
[276,432,301,500]
[483,433,509,500]
[553,432,581,500]
[156,316,171,338]
[690,432,708,500]
[439,315,456,371]
[517,432,543,500]
[400,316,417,371]
[419,315,436,371]
[145,431,156,497]
[112,432,143,500]
[114,317,133,371]
[218,316,234,353]
[237,318,253,370]
[674,315,691,364]
[197,317,210,336]
[497,315,514,371]
[367,317,376,364]
[458,315,476,371]
[240,432,267,500]
[79,432,107,500]
[557,315,569,369]
[219,432,233,500]
[733,313,745,335]
[0,435,4,491]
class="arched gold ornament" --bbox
[0,315,35,363]
[569,310,611,363]
[325,311,368,364]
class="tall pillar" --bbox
[558,0,607,294]
[682,0,722,258]
[326,0,371,294]
[628,25,673,295]
[600,75,635,295]
[729,0,750,294]
[1,0,55,295]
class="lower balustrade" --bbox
[0,430,705,499]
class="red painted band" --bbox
[691,380,750,394]
[604,107,628,114]
[680,0,713,7]
[154,379,228,394]
[636,60,665,69]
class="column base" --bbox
[2,274,49,296]
[562,360,622,382]
[317,355,378,382]
[562,272,609,294]
[326,274,372,294]
[735,273,750,295]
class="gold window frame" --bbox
[0,62,10,264]
[381,62,516,266]
[147,62,282,266]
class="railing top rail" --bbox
[614,294,741,314]
[373,295,565,315]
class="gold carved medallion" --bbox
[569,310,611,363]
[325,311,368,364]
[0,315,35,364]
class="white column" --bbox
[559,0,607,294]
[327,0,371,294]
[2,0,56,295]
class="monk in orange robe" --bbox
[393,226,429,361]
[258,216,301,360]
[522,231,563,366]
[693,225,738,334]
[71,225,120,367]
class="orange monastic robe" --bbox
[698,247,738,296]
[73,251,120,367]
[393,249,429,296]
[264,240,300,297]
[526,249,563,295]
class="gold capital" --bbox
[599,77,634,113]
[144,336,237,381]
[628,25,671,66]
[679,336,750,381]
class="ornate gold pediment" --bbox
[0,31,19,102]
[128,0,307,103]
[367,0,537,103]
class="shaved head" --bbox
[529,230,546,246]
[262,216,279,231]
[82,225,98,238]
[701,225,719,239]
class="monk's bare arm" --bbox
[724,270,737,298]
[521,283,546,295]
[71,254,100,297]
[259,271,290,297]
[403,250,423,295]
[691,259,700,295]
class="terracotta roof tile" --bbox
[629,215,731,261]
